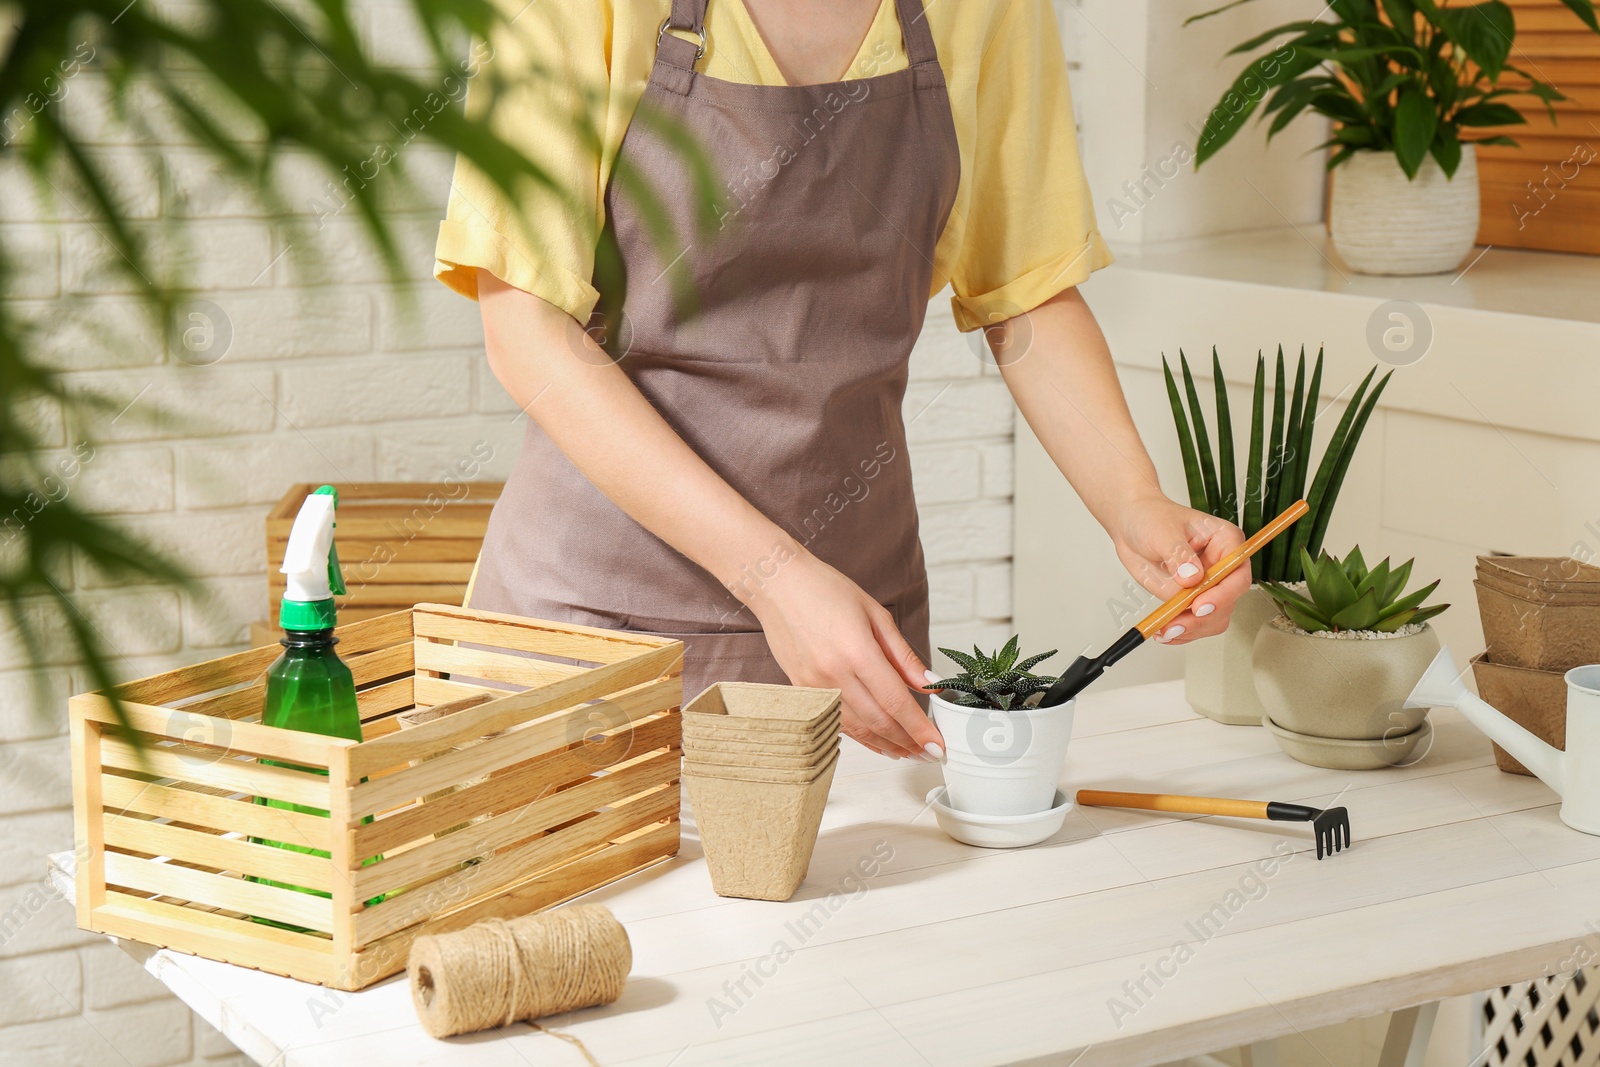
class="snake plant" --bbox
[1163,347,1392,583]
[930,637,1060,711]
[1263,546,1449,634]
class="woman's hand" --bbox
[1111,493,1248,645]
[747,551,943,761]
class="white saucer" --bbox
[925,786,1073,848]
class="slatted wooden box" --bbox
[264,482,503,631]
[69,604,682,990]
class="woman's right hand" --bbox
[747,551,944,762]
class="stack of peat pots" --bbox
[681,682,842,901]
[1472,557,1600,775]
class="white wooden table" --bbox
[54,679,1593,1067]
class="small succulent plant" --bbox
[1263,546,1449,634]
[930,636,1059,711]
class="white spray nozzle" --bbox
[281,490,340,603]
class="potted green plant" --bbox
[927,638,1071,817]
[1188,0,1600,274]
[1165,346,1391,726]
[1254,546,1450,768]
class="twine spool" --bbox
[409,904,631,1044]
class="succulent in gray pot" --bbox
[1165,347,1391,726]
[1254,547,1451,769]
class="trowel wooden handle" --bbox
[1075,790,1271,821]
[1134,499,1309,638]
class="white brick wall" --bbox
[0,3,1019,1060]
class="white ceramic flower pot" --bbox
[1330,145,1479,275]
[1183,584,1280,726]
[928,693,1075,817]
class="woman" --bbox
[435,0,1248,762]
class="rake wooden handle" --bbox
[1075,790,1271,820]
[1134,499,1309,638]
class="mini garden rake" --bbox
[1076,789,1352,859]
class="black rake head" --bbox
[1312,806,1351,859]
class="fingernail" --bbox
[1176,562,1200,579]
[924,743,944,761]
[924,669,941,684]
[1163,624,1186,640]
[1194,603,1215,617]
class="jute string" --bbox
[408,904,631,1055]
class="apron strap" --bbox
[655,0,940,78]
[893,0,939,68]
[656,0,709,75]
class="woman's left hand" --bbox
[1110,493,1248,645]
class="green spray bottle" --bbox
[251,485,379,923]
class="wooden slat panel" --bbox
[411,676,509,706]
[93,892,337,985]
[104,853,336,934]
[116,611,411,707]
[352,748,680,899]
[102,774,333,852]
[346,645,681,778]
[351,786,680,946]
[347,819,679,981]
[101,735,332,810]
[413,605,677,664]
[176,643,413,724]
[352,709,680,855]
[411,639,587,689]
[346,675,681,806]
[104,817,334,893]
[76,696,343,766]
[268,539,488,564]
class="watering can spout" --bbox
[1406,646,1565,793]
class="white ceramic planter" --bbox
[1330,145,1479,275]
[928,693,1074,817]
[1253,618,1441,771]
[1184,584,1280,726]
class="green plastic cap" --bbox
[280,597,337,632]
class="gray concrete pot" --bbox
[1184,585,1280,726]
[1253,618,1442,741]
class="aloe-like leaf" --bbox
[1355,557,1391,602]
[1378,579,1442,619]
[1306,549,1359,614]
[1245,354,1267,579]
[1282,600,1333,632]
[1331,587,1382,630]
[1267,349,1306,579]
[1372,609,1417,633]
[1307,371,1394,559]
[1382,558,1414,605]
[1263,349,1288,580]
[1212,348,1238,525]
[1407,603,1451,627]
[1288,367,1376,568]
[938,647,982,675]
[1262,582,1324,618]
[1181,352,1222,518]
[1163,355,1210,513]
[996,635,1020,671]
[1014,650,1059,673]
[1342,545,1368,586]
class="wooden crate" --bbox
[265,482,503,627]
[69,604,683,990]
[1475,1,1600,254]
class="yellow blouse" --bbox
[434,0,1112,333]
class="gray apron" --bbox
[470,0,960,700]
